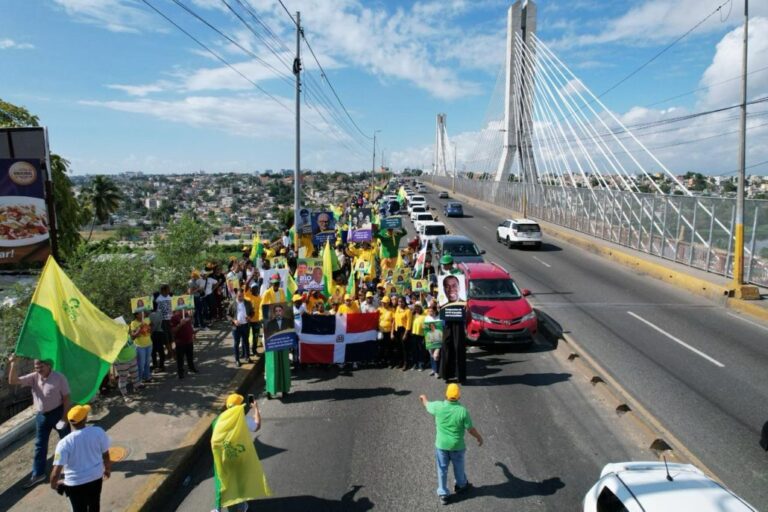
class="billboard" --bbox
[0,159,50,265]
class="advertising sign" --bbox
[262,302,298,351]
[311,211,336,245]
[0,159,50,265]
[295,258,324,291]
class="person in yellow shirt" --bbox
[130,312,153,384]
[306,290,326,314]
[260,275,290,398]
[393,296,413,371]
[410,303,427,371]
[346,242,377,282]
[377,296,395,366]
[337,294,360,315]
[244,283,262,353]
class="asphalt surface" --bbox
[173,342,647,512]
[427,190,768,508]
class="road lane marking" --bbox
[726,312,768,333]
[532,256,551,268]
[627,311,724,368]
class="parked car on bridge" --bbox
[444,202,464,217]
[460,262,536,347]
[582,462,757,512]
[417,221,447,244]
[407,195,427,213]
[409,205,428,220]
[496,218,542,249]
[438,191,450,199]
[433,235,485,264]
[412,212,436,232]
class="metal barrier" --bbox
[428,176,768,288]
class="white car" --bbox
[407,195,427,213]
[409,205,428,221]
[417,221,447,244]
[496,218,542,249]
[412,212,435,231]
[583,462,757,512]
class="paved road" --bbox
[173,341,647,511]
[429,190,768,508]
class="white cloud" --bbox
[106,81,173,96]
[699,17,768,108]
[0,38,34,50]
[560,78,586,97]
[51,0,157,33]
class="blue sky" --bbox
[0,0,766,175]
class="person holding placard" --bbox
[171,309,198,378]
[261,275,291,399]
[130,312,153,384]
[227,290,254,367]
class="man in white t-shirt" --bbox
[51,405,111,511]
[203,272,219,326]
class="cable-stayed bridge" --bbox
[428,0,768,289]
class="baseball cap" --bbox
[67,404,91,423]
[440,254,454,265]
[270,274,281,284]
[381,296,391,304]
[365,291,374,298]
[292,294,303,302]
[226,393,244,408]
[344,294,352,301]
[445,383,460,401]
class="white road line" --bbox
[727,312,768,333]
[532,256,551,268]
[627,311,724,368]
[482,225,491,231]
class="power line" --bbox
[222,0,293,70]
[140,0,292,113]
[645,65,768,108]
[596,0,735,100]
[275,0,372,140]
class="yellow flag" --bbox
[212,406,271,508]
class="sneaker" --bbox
[439,495,450,505]
[429,371,435,376]
[455,482,473,494]
[23,473,47,488]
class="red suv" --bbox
[459,262,537,346]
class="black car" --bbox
[434,235,485,264]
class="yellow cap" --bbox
[292,294,304,302]
[344,294,352,301]
[191,270,200,278]
[365,291,374,298]
[381,296,391,304]
[67,404,91,423]
[225,393,244,408]
[445,383,460,401]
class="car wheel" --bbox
[534,242,542,250]
[507,237,513,249]
[496,231,501,243]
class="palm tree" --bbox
[85,176,122,242]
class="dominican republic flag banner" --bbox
[299,312,379,364]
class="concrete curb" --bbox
[429,184,768,324]
[0,410,35,454]
[537,315,720,480]
[124,354,265,512]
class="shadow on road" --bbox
[245,484,374,512]
[453,462,564,503]
[282,387,411,403]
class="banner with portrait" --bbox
[349,207,372,242]
[130,296,153,314]
[260,268,289,295]
[295,258,324,292]
[296,207,313,235]
[424,318,444,350]
[437,272,466,322]
[311,211,336,245]
[271,256,288,269]
[411,279,429,293]
[172,294,195,311]
[262,302,297,351]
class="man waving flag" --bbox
[15,257,127,404]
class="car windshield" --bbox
[412,206,426,212]
[446,243,480,256]
[416,214,433,221]
[516,224,540,233]
[468,279,521,300]
[448,204,462,209]
[424,225,447,236]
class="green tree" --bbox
[154,214,211,289]
[83,175,122,241]
[0,98,82,259]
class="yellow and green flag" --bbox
[15,257,127,404]
[287,272,298,298]
[321,239,340,297]
[249,233,263,262]
[212,405,271,509]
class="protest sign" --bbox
[437,272,466,307]
[262,303,297,351]
[349,207,372,242]
[296,258,324,291]
[424,318,444,350]
[172,295,195,311]
[271,256,287,268]
[130,296,153,314]
[381,216,402,229]
[311,211,336,245]
[411,279,429,293]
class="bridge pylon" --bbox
[495,0,537,184]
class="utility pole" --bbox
[371,130,377,174]
[293,11,302,250]
[452,143,457,194]
[733,0,758,298]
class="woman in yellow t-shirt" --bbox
[130,312,153,383]
[377,296,395,366]
[410,303,427,371]
[393,296,412,371]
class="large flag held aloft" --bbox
[299,312,379,364]
[15,257,127,404]
[211,405,271,509]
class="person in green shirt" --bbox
[375,227,407,271]
[419,383,483,505]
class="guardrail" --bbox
[427,176,768,288]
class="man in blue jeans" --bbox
[7,355,72,488]
[420,383,483,505]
